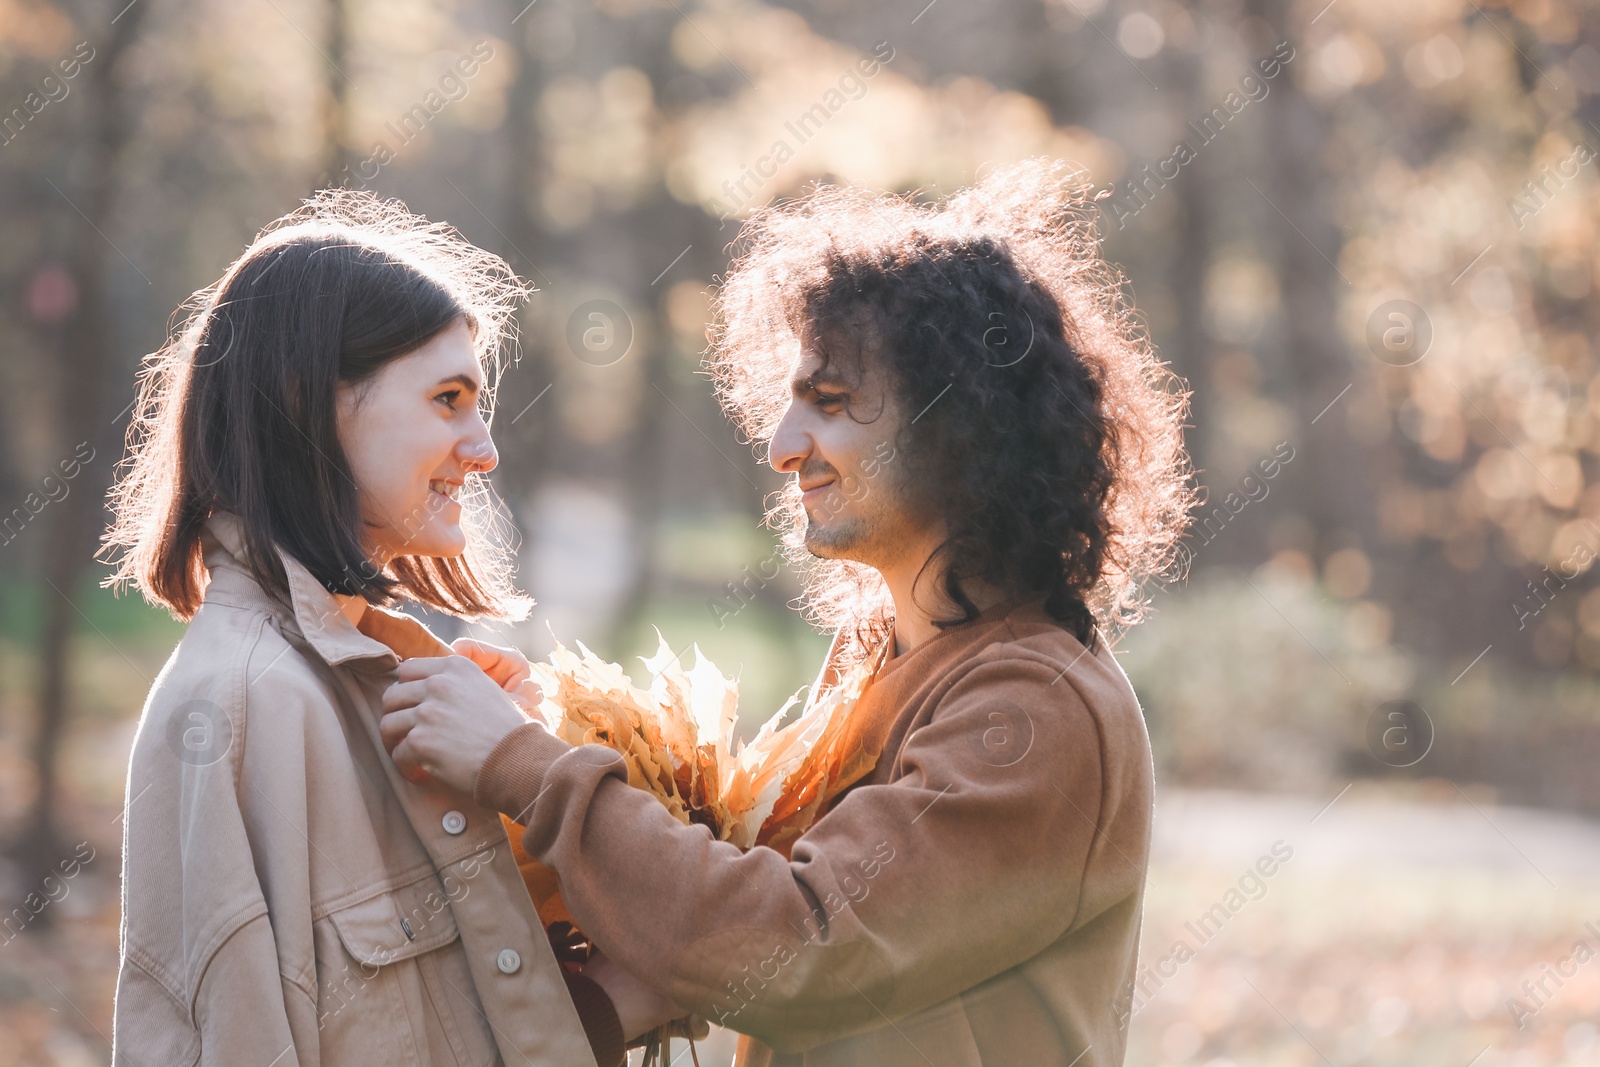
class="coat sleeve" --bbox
[475,651,1143,1054]
[114,628,321,1067]
[114,774,315,1067]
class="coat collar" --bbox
[200,511,451,667]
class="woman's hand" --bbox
[451,638,545,715]
[583,948,704,1044]
[381,656,530,794]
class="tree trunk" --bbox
[17,2,148,897]
[1255,3,1377,555]
[501,0,559,496]
[323,0,356,185]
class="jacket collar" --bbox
[200,511,450,667]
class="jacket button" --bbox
[496,949,522,974]
[442,810,467,835]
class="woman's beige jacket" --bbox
[113,512,598,1067]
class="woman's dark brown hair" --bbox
[103,190,532,622]
[709,159,1195,658]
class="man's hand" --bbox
[582,948,705,1045]
[381,656,530,794]
[451,638,546,715]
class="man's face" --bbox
[768,344,923,568]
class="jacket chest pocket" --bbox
[314,881,501,1067]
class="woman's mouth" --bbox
[429,480,462,508]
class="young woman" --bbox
[103,192,635,1066]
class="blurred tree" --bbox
[18,0,149,893]
[501,0,558,494]
[323,0,356,182]
[1252,0,1379,558]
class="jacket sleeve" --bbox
[203,914,319,1065]
[114,781,316,1067]
[114,628,322,1067]
[475,651,1146,1054]
[117,910,317,1067]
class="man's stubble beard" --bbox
[800,459,926,567]
[802,511,874,559]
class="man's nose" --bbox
[768,402,808,474]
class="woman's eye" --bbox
[435,390,462,411]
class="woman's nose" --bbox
[460,426,498,474]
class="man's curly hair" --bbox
[708,159,1195,659]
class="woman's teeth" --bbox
[430,481,460,500]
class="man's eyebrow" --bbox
[792,372,846,394]
[435,373,481,392]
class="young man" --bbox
[381,160,1193,1066]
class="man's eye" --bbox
[814,392,844,409]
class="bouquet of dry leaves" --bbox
[497,632,888,1064]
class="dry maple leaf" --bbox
[482,627,888,1064]
[519,631,887,853]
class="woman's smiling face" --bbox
[336,318,497,561]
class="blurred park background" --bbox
[2,0,1600,1062]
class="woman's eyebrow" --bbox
[435,373,481,393]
